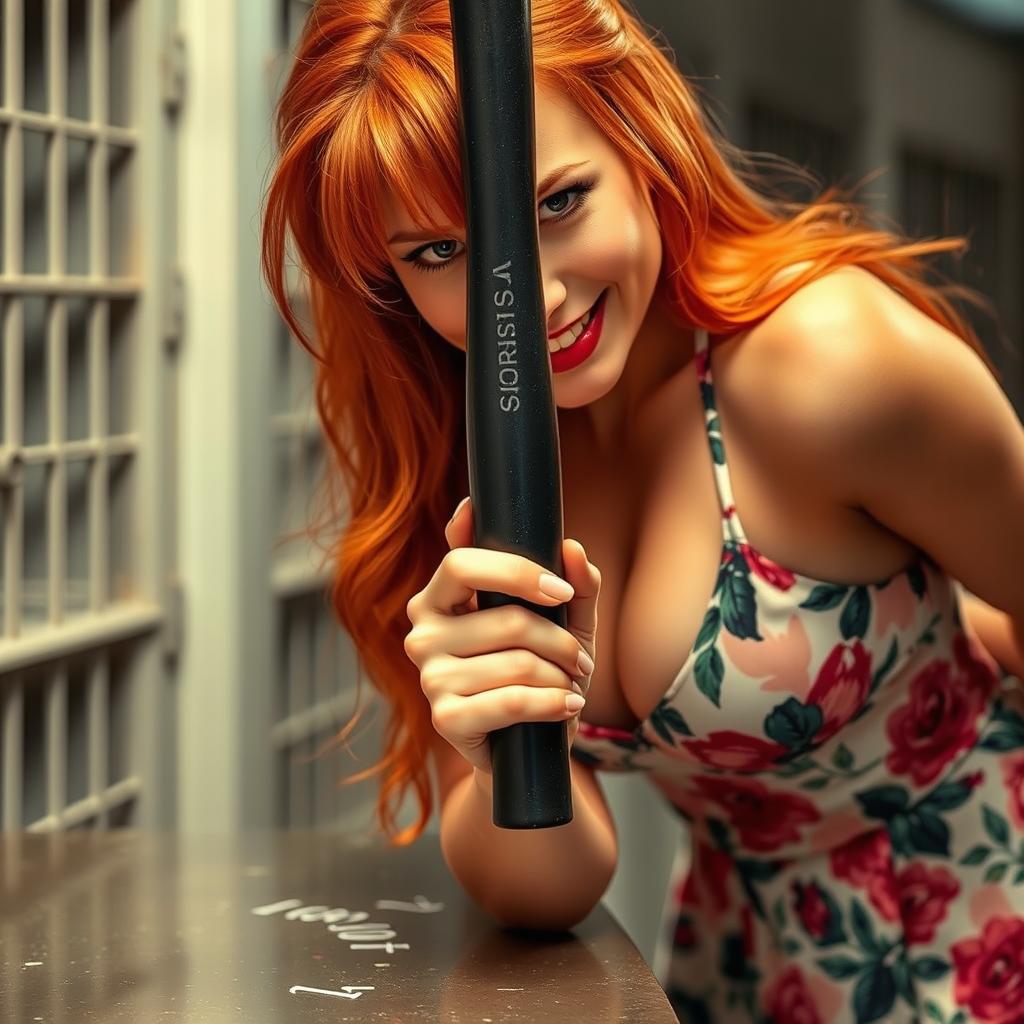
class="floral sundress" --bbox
[571,327,1024,1024]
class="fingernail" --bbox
[571,680,584,695]
[539,573,574,601]
[577,650,595,676]
[565,693,586,712]
[449,495,469,523]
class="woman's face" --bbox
[381,84,666,411]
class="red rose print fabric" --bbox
[571,329,1024,1023]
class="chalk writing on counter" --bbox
[289,985,375,1000]
[251,895,442,954]
[376,894,444,913]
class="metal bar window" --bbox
[901,148,1004,361]
[746,99,852,200]
[0,0,176,832]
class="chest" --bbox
[560,349,919,732]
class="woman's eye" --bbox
[403,178,596,273]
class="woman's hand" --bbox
[404,496,601,773]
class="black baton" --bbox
[448,0,573,828]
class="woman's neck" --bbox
[559,293,696,459]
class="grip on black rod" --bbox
[447,0,573,828]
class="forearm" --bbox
[440,762,616,931]
[957,584,1024,679]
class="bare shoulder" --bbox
[714,263,958,501]
[760,264,981,419]
[732,264,943,387]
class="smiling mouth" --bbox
[548,289,608,372]
[548,292,603,353]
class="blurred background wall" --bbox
[0,0,1020,971]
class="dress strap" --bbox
[695,328,751,547]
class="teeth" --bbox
[548,303,595,353]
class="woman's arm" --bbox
[757,269,1024,663]
[957,584,1024,680]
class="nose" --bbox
[543,276,568,339]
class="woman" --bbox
[261,1,1024,1020]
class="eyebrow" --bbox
[386,161,590,245]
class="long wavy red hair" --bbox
[260,0,1002,845]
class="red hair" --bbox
[260,0,1002,845]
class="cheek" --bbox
[622,204,663,296]
[577,205,655,287]
[398,274,468,351]
[423,307,466,350]
[628,202,661,271]
[575,217,635,280]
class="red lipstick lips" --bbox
[550,289,607,374]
